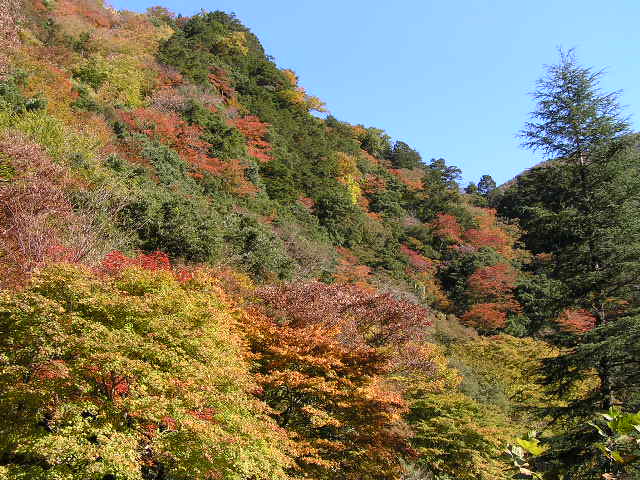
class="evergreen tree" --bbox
[477,175,496,196]
[388,140,422,169]
[519,49,640,477]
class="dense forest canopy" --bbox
[0,1,639,479]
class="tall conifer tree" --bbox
[520,49,640,477]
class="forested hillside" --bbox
[0,1,639,479]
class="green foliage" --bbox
[477,175,496,196]
[106,153,224,263]
[388,140,423,169]
[417,158,463,221]
[185,103,247,160]
[224,215,293,281]
[6,6,627,480]
[359,126,392,158]
[408,393,512,480]
[0,264,292,479]
[508,48,640,477]
[0,72,47,114]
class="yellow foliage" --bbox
[279,87,306,106]
[0,110,104,161]
[279,72,327,112]
[340,174,361,205]
[450,335,572,419]
[281,68,298,87]
[0,263,294,479]
[217,31,249,56]
[92,54,150,107]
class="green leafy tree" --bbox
[0,262,293,480]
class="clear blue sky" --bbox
[109,0,640,186]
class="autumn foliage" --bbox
[243,308,410,479]
[432,213,464,244]
[256,281,434,372]
[462,263,520,331]
[463,208,517,258]
[234,115,273,163]
[0,133,105,286]
[466,263,518,301]
[0,1,584,478]
[555,308,597,333]
[119,108,256,193]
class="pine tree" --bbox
[520,50,640,477]
[477,175,496,196]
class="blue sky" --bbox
[109,0,640,186]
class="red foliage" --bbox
[462,263,521,331]
[188,408,218,422]
[242,308,410,478]
[464,227,511,252]
[99,250,199,285]
[234,115,272,163]
[462,303,509,331]
[100,250,171,274]
[467,263,518,301]
[389,168,424,191]
[297,196,315,210]
[33,360,70,381]
[333,247,373,288]
[362,173,387,194]
[432,213,463,244]
[400,245,436,274]
[556,308,597,334]
[86,366,131,401]
[54,0,115,27]
[256,281,433,367]
[120,108,212,168]
[207,68,237,105]
[120,108,256,194]
[463,208,516,257]
[0,134,97,285]
[0,0,21,78]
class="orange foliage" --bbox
[463,208,516,257]
[256,281,433,360]
[120,108,256,194]
[362,173,387,194]
[462,303,509,331]
[18,61,78,123]
[297,196,315,210]
[53,0,115,28]
[466,263,518,301]
[389,168,424,190]
[234,115,272,163]
[462,263,521,331]
[334,247,373,288]
[208,68,238,107]
[242,307,411,478]
[100,250,171,274]
[432,213,464,244]
[154,66,184,90]
[555,308,597,334]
